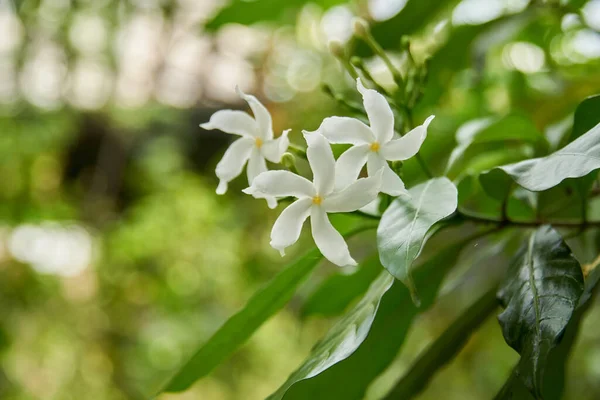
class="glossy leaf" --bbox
[271,230,488,400]
[301,254,382,318]
[496,253,600,400]
[377,177,458,298]
[383,287,498,400]
[268,272,395,400]
[160,226,374,393]
[496,225,584,398]
[480,122,600,199]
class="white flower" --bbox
[311,78,435,196]
[244,133,383,267]
[201,87,290,208]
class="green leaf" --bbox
[271,229,487,400]
[480,122,600,199]
[159,226,373,393]
[377,177,458,299]
[570,94,600,142]
[495,250,600,400]
[301,254,382,318]
[382,287,498,400]
[268,271,395,400]
[204,0,345,31]
[496,225,584,398]
[446,114,546,177]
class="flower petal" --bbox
[247,148,267,184]
[334,144,370,191]
[356,78,395,144]
[236,86,273,140]
[201,110,258,137]
[261,129,290,163]
[247,149,278,208]
[270,198,312,256]
[304,132,336,196]
[215,137,254,194]
[311,116,374,145]
[323,169,382,213]
[367,152,407,196]
[243,170,315,198]
[380,115,435,161]
[310,206,356,267]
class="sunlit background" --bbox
[1,0,600,399]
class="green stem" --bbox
[288,143,307,160]
[416,153,433,178]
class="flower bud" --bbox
[352,17,370,38]
[281,152,297,169]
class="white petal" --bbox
[261,129,290,163]
[310,206,356,267]
[270,198,312,255]
[367,152,407,196]
[247,149,278,208]
[215,137,254,194]
[334,144,370,191]
[304,132,336,196]
[311,116,374,145]
[356,78,395,144]
[236,86,273,140]
[380,115,435,161]
[243,170,315,198]
[201,110,258,137]
[323,169,383,213]
[247,148,267,184]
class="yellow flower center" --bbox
[370,142,380,152]
[312,195,323,205]
[255,137,263,148]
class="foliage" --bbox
[2,0,600,399]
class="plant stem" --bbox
[288,143,307,160]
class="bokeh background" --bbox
[1,0,600,399]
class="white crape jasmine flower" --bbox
[244,133,383,267]
[311,78,435,195]
[201,87,290,208]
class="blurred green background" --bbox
[1,0,600,399]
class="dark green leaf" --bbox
[377,177,458,298]
[160,226,373,393]
[383,287,498,400]
[301,254,382,318]
[495,249,600,400]
[496,225,584,398]
[480,122,600,199]
[570,94,600,142]
[271,229,488,400]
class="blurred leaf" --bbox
[274,230,489,400]
[496,225,584,398]
[160,225,374,393]
[570,94,600,143]
[383,287,498,400]
[496,252,600,400]
[369,0,451,49]
[480,122,600,199]
[301,253,382,318]
[204,0,346,31]
[268,271,395,400]
[377,177,458,299]
[446,114,547,177]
